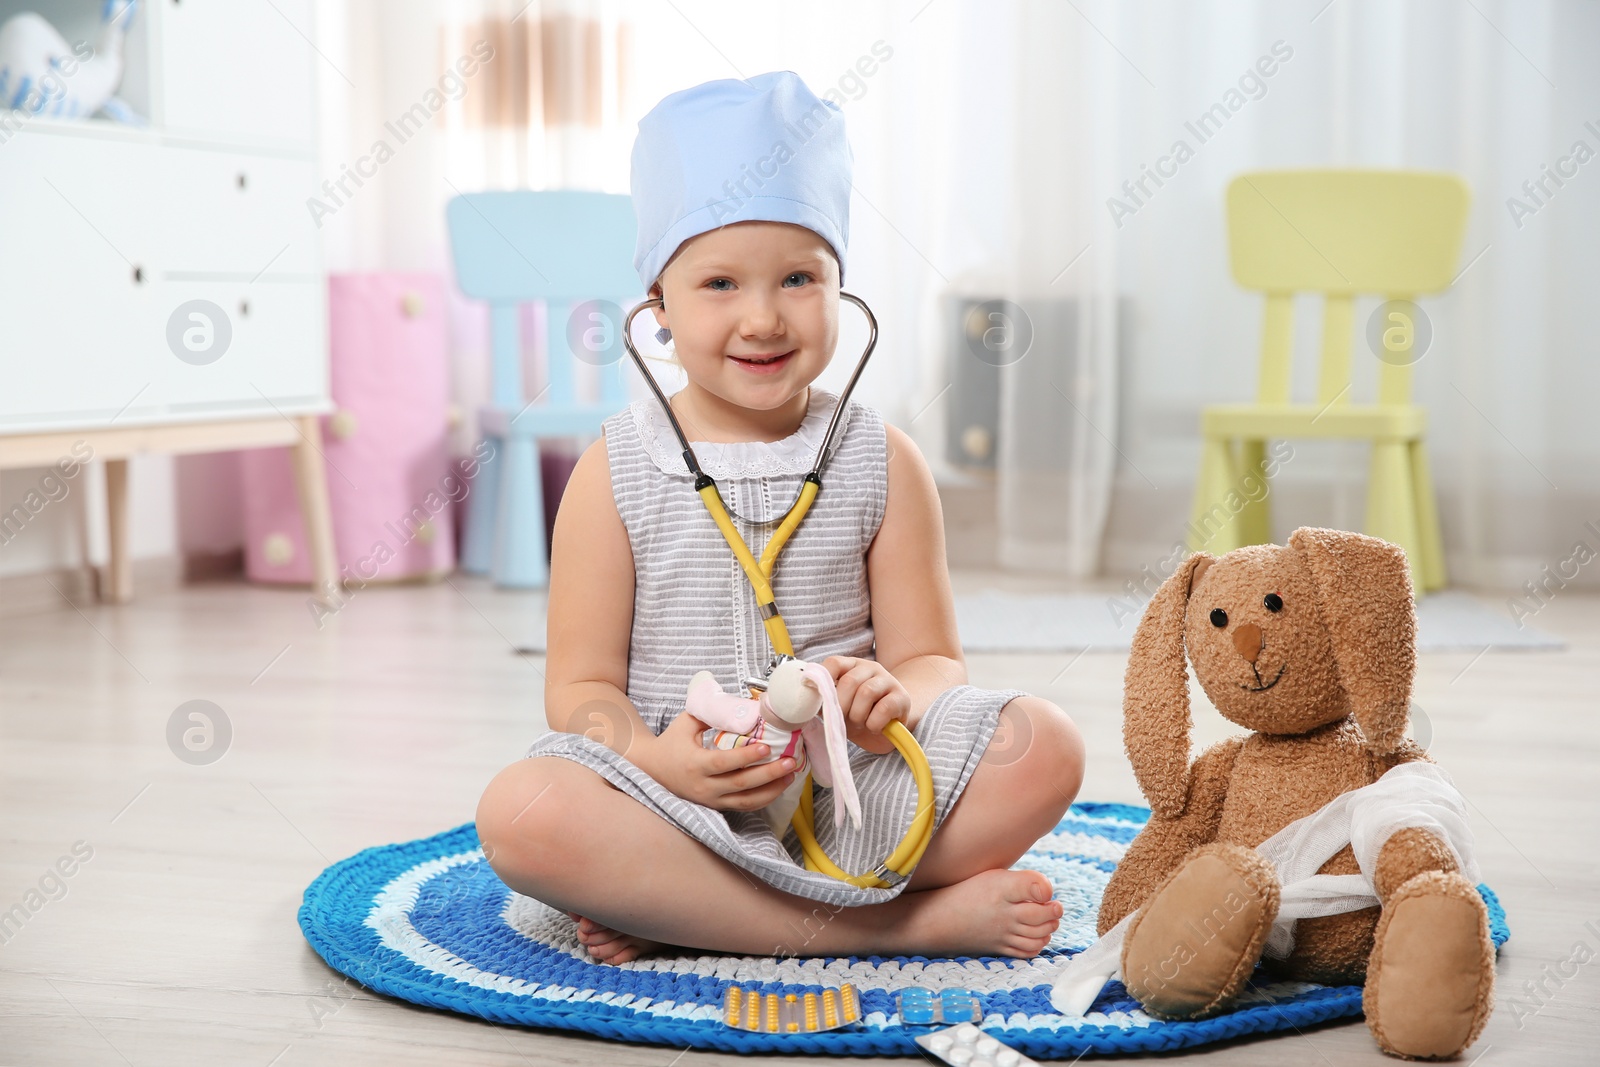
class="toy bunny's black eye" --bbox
[1263,593,1284,612]
[1209,608,1228,628]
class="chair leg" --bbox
[1235,438,1273,547]
[1190,436,1243,555]
[1367,440,1424,593]
[493,434,549,589]
[461,434,502,576]
[1409,439,1447,592]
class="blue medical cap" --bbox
[630,70,853,294]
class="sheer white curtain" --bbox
[990,4,1125,579]
[435,0,635,192]
[315,0,1597,589]
[316,0,635,264]
[1081,0,1597,589]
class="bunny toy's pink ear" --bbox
[797,662,861,831]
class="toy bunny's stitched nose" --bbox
[1233,623,1264,663]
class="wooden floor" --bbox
[1,570,1595,1066]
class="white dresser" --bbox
[0,0,336,598]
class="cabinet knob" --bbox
[401,292,425,318]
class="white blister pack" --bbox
[913,1022,1039,1067]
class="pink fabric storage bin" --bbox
[242,273,458,586]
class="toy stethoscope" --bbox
[620,292,935,889]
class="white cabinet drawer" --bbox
[152,279,328,417]
[2,131,317,277]
[156,148,319,277]
[0,275,328,431]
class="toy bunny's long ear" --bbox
[1288,527,1415,756]
[798,662,861,831]
[800,716,831,787]
[1125,552,1213,820]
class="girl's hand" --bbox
[822,656,912,755]
[635,711,799,813]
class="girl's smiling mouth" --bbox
[728,350,794,373]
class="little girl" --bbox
[477,71,1085,964]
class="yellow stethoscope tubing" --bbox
[697,481,934,888]
[621,294,935,889]
[756,477,815,581]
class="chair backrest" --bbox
[1225,170,1470,407]
[446,190,639,412]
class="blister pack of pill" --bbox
[914,1021,1039,1067]
[720,983,862,1033]
[896,987,982,1025]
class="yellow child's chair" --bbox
[1188,169,1471,592]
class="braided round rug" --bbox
[298,802,1509,1057]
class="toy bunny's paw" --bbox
[1120,843,1280,1020]
[686,670,723,703]
[1365,871,1494,1060]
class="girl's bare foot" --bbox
[899,868,1064,958]
[565,911,669,965]
[563,868,1062,964]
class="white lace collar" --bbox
[629,387,845,479]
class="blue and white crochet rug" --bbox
[298,802,1509,1057]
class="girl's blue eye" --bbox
[706,274,810,291]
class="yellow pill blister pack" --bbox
[721,983,862,1033]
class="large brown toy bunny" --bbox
[1099,527,1495,1060]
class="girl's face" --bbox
[650,221,839,413]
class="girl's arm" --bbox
[545,433,799,811]
[863,422,968,731]
[543,435,654,762]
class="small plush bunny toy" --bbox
[685,659,862,840]
[1081,528,1495,1060]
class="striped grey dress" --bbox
[524,386,1025,909]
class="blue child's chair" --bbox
[445,190,640,587]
